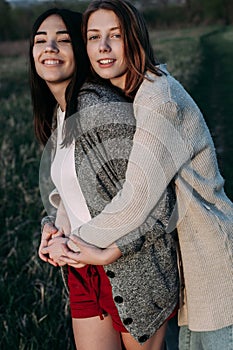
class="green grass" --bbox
[192,26,233,198]
[0,25,232,349]
[150,25,221,88]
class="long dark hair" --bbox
[82,0,162,98]
[29,8,89,145]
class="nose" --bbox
[99,38,111,53]
[44,41,59,53]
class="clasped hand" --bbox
[39,223,122,268]
[39,222,84,268]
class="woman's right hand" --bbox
[38,222,61,266]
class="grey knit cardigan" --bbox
[76,67,233,332]
[49,80,179,344]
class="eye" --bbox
[58,35,71,43]
[59,39,71,43]
[87,34,100,41]
[34,37,46,44]
[111,33,121,39]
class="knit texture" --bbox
[76,67,233,331]
[70,80,179,342]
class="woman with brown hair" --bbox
[50,1,232,349]
[32,6,178,350]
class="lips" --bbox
[98,58,115,65]
[42,59,63,65]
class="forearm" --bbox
[74,105,190,248]
[64,236,122,266]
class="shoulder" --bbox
[135,64,194,110]
[134,65,178,107]
[134,65,199,119]
[78,80,127,110]
[133,66,182,126]
[76,80,134,132]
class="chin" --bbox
[96,72,113,80]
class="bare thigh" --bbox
[72,315,122,350]
[121,321,168,350]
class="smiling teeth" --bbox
[99,59,114,64]
[44,60,60,65]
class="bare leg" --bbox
[121,321,167,350]
[72,315,122,350]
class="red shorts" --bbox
[68,264,128,332]
[68,265,177,333]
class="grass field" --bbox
[0,44,75,350]
[0,25,232,349]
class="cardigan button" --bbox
[138,334,149,343]
[114,296,123,304]
[106,270,115,278]
[123,317,133,325]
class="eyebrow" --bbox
[35,30,69,36]
[87,26,120,32]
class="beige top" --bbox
[74,67,233,331]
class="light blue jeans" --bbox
[179,325,233,350]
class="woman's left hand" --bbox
[41,236,77,267]
[59,235,122,266]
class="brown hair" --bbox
[82,0,161,98]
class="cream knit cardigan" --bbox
[75,66,233,332]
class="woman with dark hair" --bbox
[29,8,88,145]
[32,7,179,350]
[46,1,232,350]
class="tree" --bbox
[201,0,231,24]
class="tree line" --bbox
[0,0,232,41]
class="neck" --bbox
[110,72,126,91]
[46,80,69,112]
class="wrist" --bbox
[104,246,122,265]
[67,237,81,253]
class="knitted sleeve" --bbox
[74,100,191,248]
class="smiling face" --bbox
[86,9,128,90]
[32,14,75,92]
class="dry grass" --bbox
[0,40,29,57]
[1,25,232,349]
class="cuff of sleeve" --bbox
[71,226,81,238]
[49,188,61,209]
[41,215,55,234]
